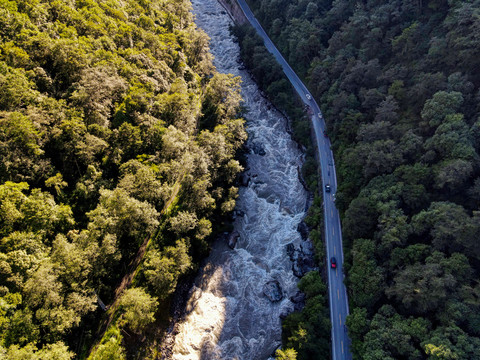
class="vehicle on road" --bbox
[323,130,328,137]
[306,93,312,100]
[318,113,322,119]
[325,184,331,192]
[333,193,336,202]
[330,257,337,268]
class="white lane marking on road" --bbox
[334,246,336,255]
[339,314,342,326]
[337,289,340,300]
[342,341,344,354]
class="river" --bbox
[166,0,311,358]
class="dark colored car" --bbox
[330,257,337,268]
[325,184,331,192]
[323,130,328,137]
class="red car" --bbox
[330,257,337,268]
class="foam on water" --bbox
[168,1,310,358]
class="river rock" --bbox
[239,173,250,187]
[251,143,266,156]
[292,261,302,277]
[235,210,245,217]
[292,262,303,277]
[279,309,290,320]
[263,280,283,302]
[297,221,309,240]
[300,241,314,257]
[290,291,306,311]
[292,255,316,278]
[286,243,295,259]
[297,165,308,190]
[289,240,316,277]
[291,291,305,304]
[228,231,240,249]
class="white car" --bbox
[306,94,312,100]
[318,113,322,118]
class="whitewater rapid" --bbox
[168,0,310,358]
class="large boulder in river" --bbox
[228,231,240,249]
[263,280,283,302]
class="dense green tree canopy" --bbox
[0,0,246,356]
[244,0,480,358]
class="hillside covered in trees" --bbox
[0,0,246,358]
[243,0,480,358]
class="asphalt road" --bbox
[234,1,352,358]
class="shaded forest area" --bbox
[0,0,247,358]
[243,0,480,359]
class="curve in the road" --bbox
[233,1,352,358]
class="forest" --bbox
[241,0,480,359]
[0,0,247,358]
